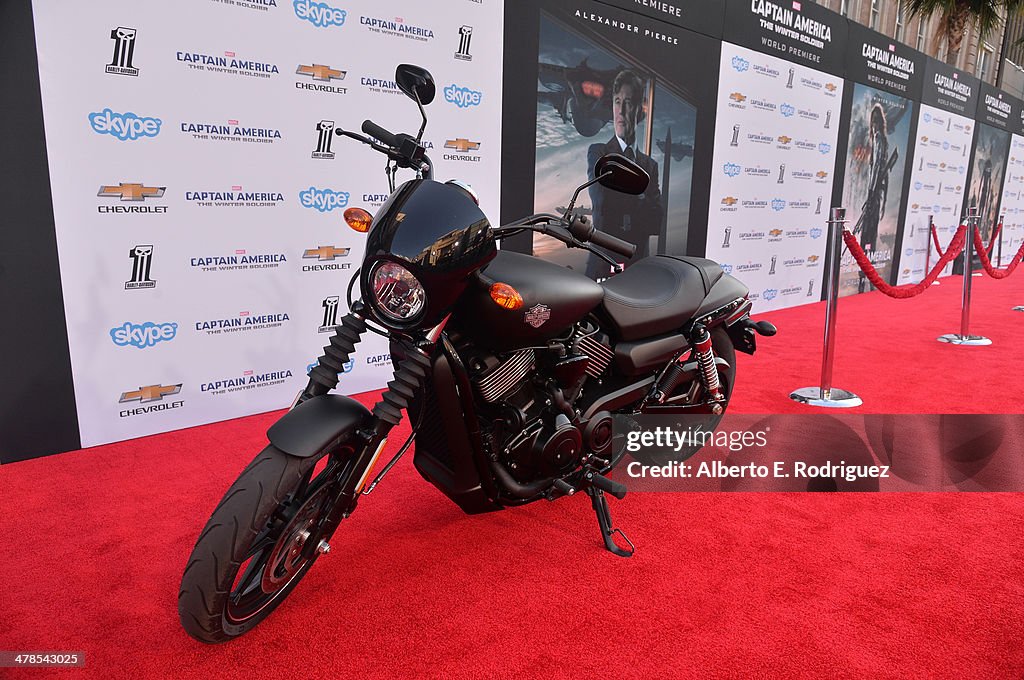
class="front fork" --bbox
[299,302,438,527]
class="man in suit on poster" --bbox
[585,69,662,280]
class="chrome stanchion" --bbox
[938,206,991,345]
[790,207,862,407]
[926,214,940,285]
[995,214,1004,268]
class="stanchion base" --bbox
[1013,306,1024,312]
[936,334,992,345]
[789,387,863,408]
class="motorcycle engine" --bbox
[457,324,615,485]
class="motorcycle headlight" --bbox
[370,261,426,322]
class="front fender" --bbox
[266,394,373,458]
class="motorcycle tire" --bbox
[178,445,329,643]
[630,325,736,466]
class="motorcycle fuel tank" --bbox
[454,251,604,352]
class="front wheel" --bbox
[178,445,349,643]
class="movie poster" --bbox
[838,83,914,295]
[969,85,1021,244]
[895,59,978,285]
[530,4,718,277]
[967,123,1010,242]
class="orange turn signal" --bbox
[489,282,523,310]
[344,207,373,233]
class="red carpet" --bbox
[1,275,1023,677]
[731,273,1024,413]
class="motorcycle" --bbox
[178,64,776,643]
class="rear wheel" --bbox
[178,445,350,643]
[629,325,736,465]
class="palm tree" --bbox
[904,0,1024,67]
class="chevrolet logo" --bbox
[120,384,182,403]
[729,92,746,102]
[777,135,792,144]
[296,64,346,81]
[722,196,738,206]
[808,255,820,262]
[825,83,837,92]
[445,138,481,153]
[303,245,350,261]
[98,183,166,201]
[816,171,829,178]
[769,229,783,237]
[920,136,928,142]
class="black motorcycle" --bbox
[178,65,775,643]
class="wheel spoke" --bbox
[244,527,279,560]
[232,552,270,602]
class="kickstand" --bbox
[586,487,635,557]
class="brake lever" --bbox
[542,223,621,271]
[336,128,403,161]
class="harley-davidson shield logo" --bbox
[524,304,551,328]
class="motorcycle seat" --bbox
[599,255,723,341]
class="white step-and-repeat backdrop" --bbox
[32,0,502,448]
[704,43,843,312]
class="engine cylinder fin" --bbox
[473,349,536,402]
[577,335,613,378]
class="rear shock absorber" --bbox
[691,324,724,410]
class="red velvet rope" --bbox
[842,225,967,299]
[986,221,1003,256]
[973,227,1024,279]
[930,224,946,258]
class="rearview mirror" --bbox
[595,153,649,195]
[395,64,435,105]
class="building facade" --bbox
[811,0,1009,89]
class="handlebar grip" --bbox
[361,119,398,147]
[589,229,637,259]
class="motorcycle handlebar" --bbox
[361,119,399,148]
[590,229,636,259]
[566,213,636,259]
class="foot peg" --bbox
[750,320,777,336]
[584,470,627,500]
